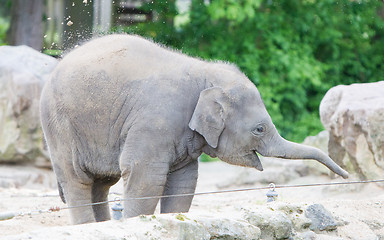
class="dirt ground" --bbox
[0,160,383,239]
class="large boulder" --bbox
[319,82,384,180]
[1,203,343,240]
[0,45,58,166]
[1,213,262,240]
[241,202,341,240]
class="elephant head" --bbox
[189,82,349,179]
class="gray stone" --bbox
[242,207,293,240]
[303,130,329,154]
[294,231,317,240]
[305,204,337,232]
[296,232,351,240]
[0,165,57,189]
[0,45,58,166]
[274,202,312,231]
[0,200,345,240]
[154,214,211,239]
[0,213,262,240]
[320,82,384,180]
[239,203,342,240]
[191,215,261,240]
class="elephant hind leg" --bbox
[91,178,119,222]
[58,181,66,203]
[64,177,119,224]
[64,182,96,224]
[49,150,96,224]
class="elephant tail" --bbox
[58,181,66,203]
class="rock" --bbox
[274,202,312,231]
[1,213,262,240]
[319,82,384,181]
[242,206,293,239]
[295,231,344,240]
[0,165,57,189]
[151,214,211,239]
[305,204,337,232]
[176,214,261,240]
[294,231,317,240]
[0,45,58,166]
[300,233,344,240]
[0,195,348,240]
[303,130,329,154]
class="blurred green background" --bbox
[1,0,384,146]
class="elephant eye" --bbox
[252,124,266,136]
[257,126,264,132]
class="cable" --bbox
[1,179,383,221]
[60,179,384,210]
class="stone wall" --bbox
[319,82,384,180]
[1,202,345,240]
[0,45,58,167]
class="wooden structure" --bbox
[115,0,153,26]
[44,0,155,53]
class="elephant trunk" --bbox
[262,134,349,179]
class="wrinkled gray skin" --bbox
[40,34,348,225]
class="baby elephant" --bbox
[40,34,348,224]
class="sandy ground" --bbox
[0,160,383,239]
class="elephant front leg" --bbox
[121,160,170,218]
[161,159,198,213]
[119,135,172,218]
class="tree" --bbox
[117,0,384,142]
[8,0,44,51]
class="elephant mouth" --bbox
[248,150,263,171]
[220,151,263,171]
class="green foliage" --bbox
[0,0,11,18]
[0,0,11,45]
[0,17,9,45]
[115,0,384,142]
[43,49,62,57]
[199,153,219,162]
[177,0,384,142]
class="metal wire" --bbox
[2,178,384,220]
[60,179,384,210]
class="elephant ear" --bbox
[189,87,228,148]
